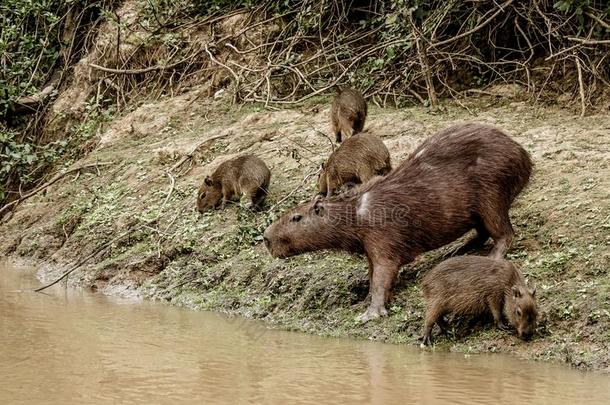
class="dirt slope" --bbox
[1,87,609,371]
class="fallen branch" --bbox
[89,56,192,74]
[0,161,114,218]
[34,228,132,292]
[566,37,610,45]
[575,56,586,117]
[34,168,177,293]
[11,77,60,115]
[585,11,610,30]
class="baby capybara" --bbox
[197,154,271,212]
[263,123,532,322]
[331,87,367,143]
[318,133,391,197]
[421,255,538,346]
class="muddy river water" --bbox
[1,261,608,404]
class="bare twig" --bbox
[34,228,132,292]
[566,37,610,45]
[89,57,194,74]
[429,0,514,48]
[575,55,586,117]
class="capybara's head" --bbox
[507,285,538,340]
[263,197,330,258]
[196,176,222,212]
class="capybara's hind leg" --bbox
[480,204,514,259]
[436,316,450,335]
[249,186,268,211]
[422,303,445,346]
[487,213,514,259]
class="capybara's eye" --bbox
[199,193,205,200]
[291,214,303,222]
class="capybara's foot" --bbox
[496,321,510,331]
[421,334,433,347]
[355,305,387,323]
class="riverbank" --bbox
[1,92,609,372]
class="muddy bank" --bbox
[1,93,609,372]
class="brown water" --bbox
[1,261,608,404]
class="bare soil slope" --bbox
[1,89,609,371]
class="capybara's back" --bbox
[387,123,533,258]
[331,88,367,143]
[318,132,391,196]
[407,123,532,206]
[197,154,271,212]
[422,255,537,345]
[236,155,271,204]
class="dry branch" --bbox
[566,37,610,45]
[575,56,586,117]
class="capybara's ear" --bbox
[312,198,325,216]
[530,286,536,297]
[320,162,325,169]
[512,285,522,298]
[204,176,212,186]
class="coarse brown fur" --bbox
[263,123,533,322]
[421,255,538,345]
[197,154,271,212]
[318,132,391,197]
[331,88,367,143]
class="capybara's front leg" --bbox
[220,186,233,209]
[356,259,398,323]
[488,298,509,330]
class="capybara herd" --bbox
[196,87,538,345]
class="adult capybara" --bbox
[263,123,532,322]
[318,133,391,197]
[421,255,537,346]
[331,87,367,143]
[197,154,271,212]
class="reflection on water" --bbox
[1,260,608,404]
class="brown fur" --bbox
[331,88,367,143]
[263,123,532,322]
[421,255,538,345]
[318,133,391,197]
[197,154,271,212]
